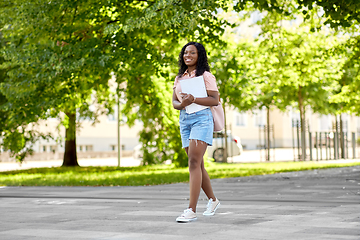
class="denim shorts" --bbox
[179,108,214,148]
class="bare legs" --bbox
[185,140,216,212]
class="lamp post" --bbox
[117,89,121,167]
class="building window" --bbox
[108,107,127,123]
[85,145,93,152]
[107,106,117,121]
[49,145,57,153]
[235,112,247,126]
[341,114,349,132]
[290,109,300,127]
[42,146,47,152]
[319,115,330,131]
[108,114,116,121]
[110,145,125,151]
[254,108,266,127]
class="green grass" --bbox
[0,161,359,186]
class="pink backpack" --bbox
[211,97,224,132]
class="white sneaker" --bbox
[176,208,197,223]
[203,198,220,216]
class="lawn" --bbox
[0,160,359,187]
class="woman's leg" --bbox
[184,145,216,204]
[200,159,216,200]
[187,139,208,212]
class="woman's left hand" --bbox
[180,93,195,106]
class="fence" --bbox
[292,120,357,161]
[258,124,275,161]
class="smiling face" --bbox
[183,45,198,68]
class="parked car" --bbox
[133,144,144,159]
[312,132,334,148]
[207,132,243,162]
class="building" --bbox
[1,102,359,162]
[230,106,359,150]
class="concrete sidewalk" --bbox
[0,165,359,239]
[0,157,142,172]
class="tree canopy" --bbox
[0,0,232,166]
[1,0,359,166]
[236,0,360,28]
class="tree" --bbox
[234,0,360,28]
[236,2,347,161]
[0,31,8,134]
[295,0,360,28]
[0,31,9,153]
[258,26,344,159]
[209,40,257,161]
[331,35,360,114]
[1,0,118,165]
[0,0,232,167]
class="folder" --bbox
[180,76,209,114]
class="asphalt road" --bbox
[0,165,359,239]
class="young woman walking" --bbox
[172,42,220,222]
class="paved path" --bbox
[0,157,142,172]
[0,166,359,239]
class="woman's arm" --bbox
[193,90,219,106]
[173,89,219,110]
[172,90,188,110]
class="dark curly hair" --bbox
[177,42,210,78]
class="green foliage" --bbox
[0,37,8,134]
[210,41,257,111]
[0,161,359,186]
[2,0,359,167]
[0,0,232,166]
[0,0,118,164]
[297,0,360,29]
[330,35,360,115]
[122,72,187,167]
[1,130,31,162]
[231,0,359,118]
[250,8,346,122]
[234,0,360,29]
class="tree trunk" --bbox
[335,115,339,159]
[223,102,228,163]
[62,112,79,166]
[298,87,306,161]
[266,107,270,161]
[117,92,121,167]
[339,114,345,159]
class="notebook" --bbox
[180,75,209,114]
